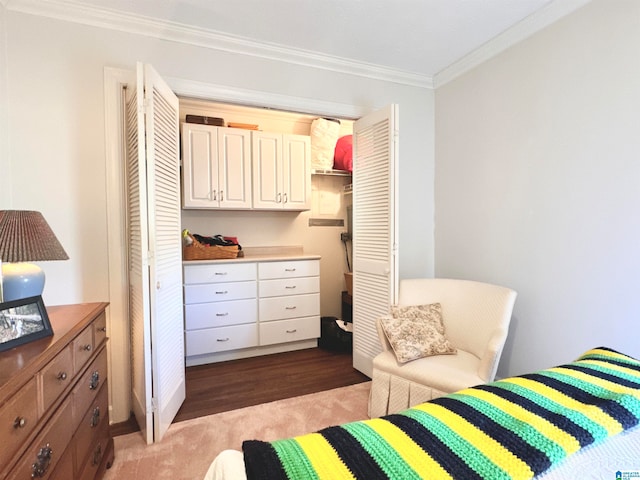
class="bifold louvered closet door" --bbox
[125,62,186,444]
[352,105,399,377]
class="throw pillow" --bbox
[381,303,456,364]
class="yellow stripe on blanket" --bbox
[295,433,355,480]
[552,364,640,399]
[503,376,623,436]
[363,418,453,479]
[457,387,581,455]
[413,402,535,479]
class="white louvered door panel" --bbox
[352,105,399,378]
[143,63,185,444]
[127,63,185,445]
[125,77,153,444]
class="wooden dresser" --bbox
[0,302,113,480]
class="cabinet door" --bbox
[252,131,282,209]
[218,127,252,209]
[282,134,311,210]
[182,123,219,208]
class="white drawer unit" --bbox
[259,293,320,322]
[186,324,258,355]
[184,262,256,284]
[184,257,320,365]
[260,317,320,346]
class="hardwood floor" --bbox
[111,347,370,437]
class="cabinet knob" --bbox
[285,285,296,289]
[285,268,296,272]
[56,372,68,381]
[13,416,27,429]
[285,306,297,310]
[97,326,107,333]
[82,344,92,352]
[277,193,282,203]
[220,190,224,201]
[286,329,298,334]
[215,312,229,317]
[283,193,288,204]
[215,290,229,295]
[216,338,230,342]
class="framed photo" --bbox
[0,295,53,352]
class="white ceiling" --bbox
[61,0,587,77]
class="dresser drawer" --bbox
[73,325,95,374]
[93,311,108,348]
[184,262,256,284]
[7,397,74,480]
[0,378,39,470]
[73,348,108,425]
[259,293,320,322]
[260,317,320,346]
[186,324,258,355]
[184,280,256,305]
[259,276,320,298]
[49,447,74,480]
[258,260,319,280]
[74,384,109,475]
[77,420,112,480]
[40,345,73,413]
[185,299,257,329]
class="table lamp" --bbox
[0,210,69,302]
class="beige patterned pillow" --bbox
[381,303,456,364]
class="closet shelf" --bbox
[312,168,351,177]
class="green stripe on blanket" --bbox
[243,347,640,480]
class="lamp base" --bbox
[1,263,45,302]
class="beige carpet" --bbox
[104,382,371,480]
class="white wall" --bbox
[2,9,434,422]
[435,0,640,377]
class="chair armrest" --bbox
[375,316,393,352]
[478,328,508,382]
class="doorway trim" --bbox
[104,66,368,423]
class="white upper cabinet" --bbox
[181,123,252,209]
[252,132,311,210]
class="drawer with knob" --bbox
[0,377,39,470]
[40,345,73,413]
[7,397,74,480]
[74,383,109,474]
[73,325,95,374]
[73,347,108,426]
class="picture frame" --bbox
[0,295,53,352]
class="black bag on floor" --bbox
[319,316,352,352]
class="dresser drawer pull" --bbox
[285,285,296,289]
[92,444,103,466]
[90,407,101,428]
[89,371,100,390]
[284,268,296,272]
[31,443,52,478]
[97,326,107,332]
[215,290,229,295]
[214,272,228,276]
[216,338,230,342]
[82,344,92,352]
[215,312,229,317]
[286,329,298,334]
[57,372,68,381]
[285,306,297,310]
[13,416,27,429]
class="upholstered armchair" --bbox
[368,278,517,418]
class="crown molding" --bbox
[6,0,433,89]
[434,0,592,88]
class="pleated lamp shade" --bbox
[0,210,69,301]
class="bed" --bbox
[205,347,640,479]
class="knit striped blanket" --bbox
[243,347,640,480]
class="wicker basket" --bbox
[182,235,239,260]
